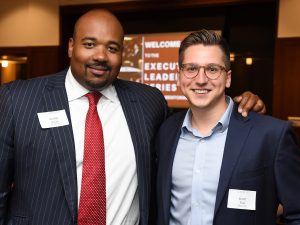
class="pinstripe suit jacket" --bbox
[0,70,168,225]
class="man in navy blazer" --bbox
[0,10,266,225]
[156,30,300,225]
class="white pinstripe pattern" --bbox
[0,70,168,225]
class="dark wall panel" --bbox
[273,38,300,119]
[27,46,60,78]
[273,37,300,142]
[0,46,59,79]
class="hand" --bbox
[233,91,266,117]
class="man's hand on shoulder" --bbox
[233,91,266,117]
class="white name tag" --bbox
[37,110,69,128]
[227,189,256,210]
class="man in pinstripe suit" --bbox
[0,9,265,225]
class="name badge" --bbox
[37,110,69,128]
[227,189,256,210]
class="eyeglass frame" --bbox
[179,63,230,80]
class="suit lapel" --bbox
[114,80,150,223]
[214,107,252,216]
[161,112,186,224]
[43,71,78,223]
[114,80,146,153]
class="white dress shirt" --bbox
[65,68,139,225]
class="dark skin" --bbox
[234,92,266,117]
[68,9,124,92]
[68,9,266,116]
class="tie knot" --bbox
[86,92,101,106]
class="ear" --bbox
[225,70,231,88]
[68,38,74,58]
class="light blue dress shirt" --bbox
[170,96,234,225]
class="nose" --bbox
[195,67,208,84]
[92,46,108,62]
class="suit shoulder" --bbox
[248,111,290,128]
[114,79,168,121]
[240,111,294,139]
[231,103,289,129]
[159,110,187,131]
[2,71,66,88]
[114,79,167,108]
[165,110,187,122]
[0,70,67,104]
[2,70,66,90]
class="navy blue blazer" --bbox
[156,105,300,225]
[0,70,168,225]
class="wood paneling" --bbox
[27,46,60,78]
[294,127,300,144]
[273,38,300,119]
[0,46,60,79]
[273,37,300,142]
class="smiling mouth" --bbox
[193,89,210,94]
[87,65,110,76]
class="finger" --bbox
[253,99,266,114]
[238,95,251,113]
[241,111,248,117]
[233,95,243,103]
[260,106,267,114]
[239,95,259,116]
[233,91,253,105]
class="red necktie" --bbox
[78,92,106,225]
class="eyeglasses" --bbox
[180,63,229,80]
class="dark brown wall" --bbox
[0,46,60,79]
[273,37,300,142]
[27,46,60,78]
[273,37,300,119]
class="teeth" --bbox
[194,89,208,94]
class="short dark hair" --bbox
[179,29,231,70]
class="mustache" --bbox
[86,61,112,71]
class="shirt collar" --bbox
[182,95,234,135]
[65,67,119,103]
[218,96,234,132]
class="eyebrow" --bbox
[81,37,122,49]
[81,37,97,42]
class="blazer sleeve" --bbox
[0,84,14,224]
[275,122,300,225]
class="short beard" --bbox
[84,79,110,91]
